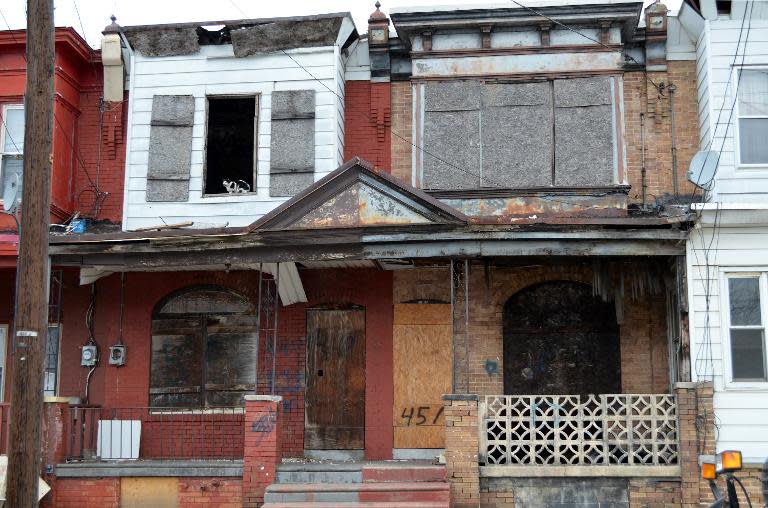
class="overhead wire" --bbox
[226,0,631,209]
[690,0,754,382]
[508,0,665,95]
[689,0,753,202]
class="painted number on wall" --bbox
[399,405,444,426]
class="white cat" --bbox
[222,179,251,194]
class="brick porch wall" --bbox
[393,263,670,396]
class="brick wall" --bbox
[52,477,243,507]
[389,64,698,201]
[623,62,699,204]
[344,81,391,171]
[52,478,120,508]
[178,478,243,507]
[394,263,670,396]
[443,395,480,507]
[57,267,393,460]
[74,91,126,223]
[242,395,282,507]
[390,81,413,183]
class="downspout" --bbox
[668,84,679,197]
[640,112,647,209]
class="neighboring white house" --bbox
[113,14,360,231]
[678,0,768,465]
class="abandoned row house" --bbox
[0,0,767,506]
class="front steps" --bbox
[262,461,450,507]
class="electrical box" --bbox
[81,345,98,367]
[109,345,126,366]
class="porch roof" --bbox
[49,157,692,268]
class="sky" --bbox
[1,0,681,49]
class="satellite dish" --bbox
[687,150,718,190]
[2,173,21,214]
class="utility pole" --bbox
[6,0,55,506]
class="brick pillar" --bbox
[675,381,715,508]
[243,395,282,508]
[443,394,480,508]
[40,397,72,507]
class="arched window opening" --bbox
[150,286,257,407]
[503,281,621,396]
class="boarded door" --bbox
[393,304,452,449]
[305,308,365,450]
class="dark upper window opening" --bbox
[204,96,257,195]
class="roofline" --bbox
[117,12,353,33]
[0,27,94,62]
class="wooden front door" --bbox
[305,308,365,450]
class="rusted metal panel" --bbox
[441,193,628,220]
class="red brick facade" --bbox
[344,80,392,172]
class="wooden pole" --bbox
[6,0,54,505]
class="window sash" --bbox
[726,273,768,382]
[737,69,768,165]
[0,105,24,155]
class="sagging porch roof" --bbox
[49,157,692,270]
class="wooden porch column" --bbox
[443,393,480,507]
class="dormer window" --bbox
[204,96,258,195]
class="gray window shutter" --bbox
[481,82,553,188]
[146,95,195,202]
[553,77,616,187]
[270,90,315,197]
[422,81,481,190]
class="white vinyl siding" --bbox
[699,16,768,201]
[687,224,768,463]
[122,45,346,231]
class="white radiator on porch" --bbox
[97,420,141,460]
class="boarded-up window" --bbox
[150,287,258,407]
[204,96,258,194]
[146,95,195,202]
[421,77,618,190]
[270,90,315,197]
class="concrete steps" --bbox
[263,461,450,508]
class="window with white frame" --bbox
[726,274,768,382]
[1,104,24,202]
[737,69,768,165]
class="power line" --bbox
[0,5,108,213]
[691,0,755,384]
[690,0,753,201]
[508,0,665,94]
[226,0,623,209]
[228,0,510,190]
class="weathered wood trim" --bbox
[410,69,627,82]
[411,43,624,59]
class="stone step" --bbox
[276,469,363,484]
[263,503,447,508]
[263,482,450,505]
[362,464,446,483]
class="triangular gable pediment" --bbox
[250,158,467,231]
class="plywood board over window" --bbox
[419,76,622,190]
[393,304,452,449]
